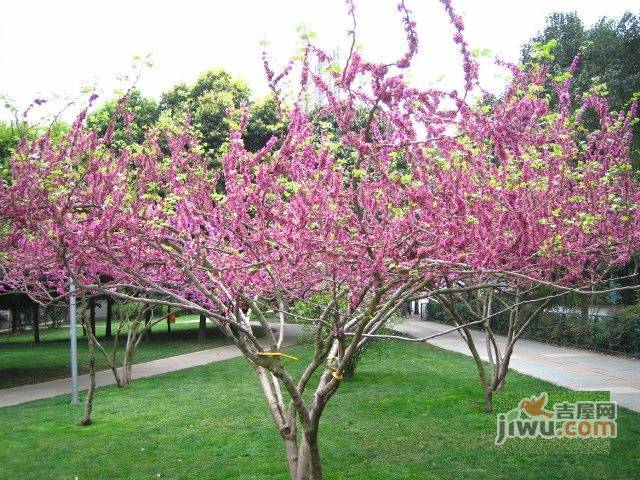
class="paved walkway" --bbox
[0,324,300,408]
[395,317,640,413]
[4,319,639,413]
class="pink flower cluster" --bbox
[1,0,638,314]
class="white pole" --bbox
[69,280,79,404]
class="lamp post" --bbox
[69,280,79,404]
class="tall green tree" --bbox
[0,121,21,182]
[243,95,285,152]
[87,89,160,148]
[160,69,251,156]
[522,11,640,165]
[0,120,67,183]
[160,69,284,156]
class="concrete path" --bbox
[5,318,639,413]
[395,317,640,413]
[0,323,300,408]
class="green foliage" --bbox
[158,82,190,112]
[0,118,67,183]
[522,13,584,71]
[427,299,637,355]
[5,69,282,178]
[87,89,160,148]
[243,95,286,152]
[530,38,559,62]
[289,294,335,322]
[0,121,21,182]
[159,69,282,158]
[501,311,637,354]
[522,11,640,166]
[0,94,31,182]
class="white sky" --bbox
[0,0,637,121]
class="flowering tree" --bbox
[399,38,638,412]
[1,0,638,478]
[392,43,640,412]
[75,299,174,424]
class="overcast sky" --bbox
[0,0,637,121]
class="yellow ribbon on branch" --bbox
[256,351,299,361]
[329,366,343,381]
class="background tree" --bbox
[87,89,160,148]
[243,94,286,152]
[160,69,284,158]
[160,69,251,156]
[522,11,640,164]
[0,121,22,182]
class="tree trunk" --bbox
[32,302,40,344]
[342,355,358,379]
[255,365,299,478]
[493,344,515,393]
[198,313,206,343]
[122,346,132,385]
[463,327,494,413]
[105,298,112,339]
[121,321,140,386]
[89,298,96,336]
[296,434,322,480]
[484,387,494,413]
[284,435,299,480]
[124,361,132,385]
[10,304,18,332]
[109,361,124,388]
[80,323,96,426]
[144,309,152,339]
[122,355,132,386]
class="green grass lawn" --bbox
[0,342,638,479]
[0,315,231,389]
